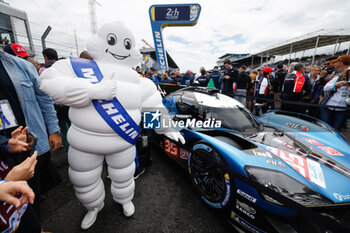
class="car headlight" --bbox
[245,166,332,207]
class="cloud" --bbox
[167,36,190,45]
[220,34,246,44]
[6,0,350,72]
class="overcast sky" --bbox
[6,0,350,72]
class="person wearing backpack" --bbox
[280,63,309,113]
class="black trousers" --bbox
[16,204,41,233]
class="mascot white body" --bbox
[39,22,184,230]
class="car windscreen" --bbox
[172,90,260,132]
[205,106,260,131]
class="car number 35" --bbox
[164,138,179,158]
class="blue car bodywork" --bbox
[154,87,350,233]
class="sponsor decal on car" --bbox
[252,150,274,159]
[267,147,326,188]
[333,193,350,201]
[265,159,286,168]
[164,138,179,158]
[285,122,309,132]
[318,146,344,156]
[231,211,266,233]
[236,200,256,219]
[237,189,257,203]
[179,148,189,160]
[221,173,231,207]
[302,138,323,145]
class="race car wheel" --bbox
[188,141,234,209]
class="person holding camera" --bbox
[320,66,350,131]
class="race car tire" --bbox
[188,140,234,209]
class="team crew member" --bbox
[280,63,308,112]
[221,59,239,94]
[209,66,222,89]
[180,70,194,86]
[196,68,210,87]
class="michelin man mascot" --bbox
[39,22,184,229]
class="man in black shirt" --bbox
[272,64,286,109]
[222,59,239,95]
[236,65,251,105]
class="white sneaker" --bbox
[80,203,105,230]
[122,202,135,217]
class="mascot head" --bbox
[87,21,140,67]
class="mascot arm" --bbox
[140,78,185,144]
[39,61,117,108]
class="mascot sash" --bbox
[70,57,140,145]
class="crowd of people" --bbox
[0,39,349,232]
[142,55,350,132]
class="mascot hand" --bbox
[164,131,185,144]
[88,73,117,101]
[64,82,92,107]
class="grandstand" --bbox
[222,29,350,69]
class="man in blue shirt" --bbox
[180,70,194,86]
[149,67,161,84]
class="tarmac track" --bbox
[40,145,235,233]
[40,126,350,233]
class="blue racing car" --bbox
[151,86,350,233]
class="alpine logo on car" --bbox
[236,200,256,219]
[285,122,309,132]
[237,189,257,203]
[333,193,350,201]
